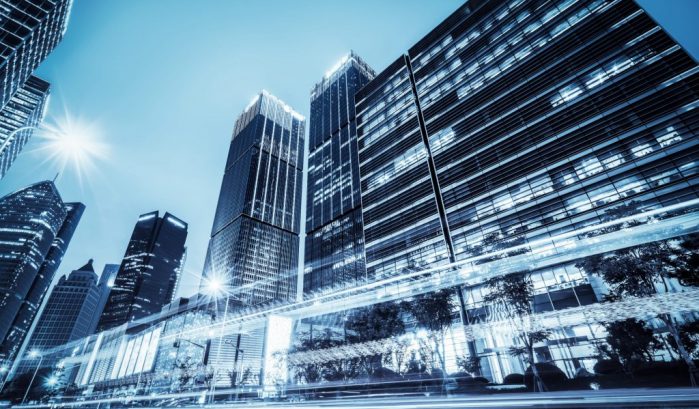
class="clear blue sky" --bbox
[0,0,697,298]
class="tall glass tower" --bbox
[96,211,188,332]
[13,260,101,377]
[0,181,83,375]
[203,90,305,309]
[0,0,71,110]
[0,76,50,180]
[355,0,699,380]
[304,52,375,295]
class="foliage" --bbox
[666,320,699,359]
[483,271,550,391]
[576,202,699,386]
[524,363,568,391]
[456,355,482,376]
[503,373,525,385]
[602,319,661,370]
[173,356,197,390]
[345,302,405,343]
[401,288,455,373]
[671,233,699,287]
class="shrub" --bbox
[593,359,624,375]
[524,363,568,391]
[503,373,525,385]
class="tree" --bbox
[456,355,482,376]
[577,239,698,386]
[576,203,699,386]
[483,271,549,392]
[603,319,662,371]
[666,321,699,360]
[345,301,405,377]
[401,289,455,374]
[671,233,699,287]
[288,328,359,384]
[173,356,197,391]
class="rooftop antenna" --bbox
[52,172,59,182]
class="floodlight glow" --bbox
[200,269,231,301]
[47,376,58,387]
[29,350,41,358]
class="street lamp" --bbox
[21,350,43,405]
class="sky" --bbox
[0,0,697,299]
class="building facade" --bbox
[96,211,188,332]
[0,76,50,179]
[14,260,101,376]
[0,0,71,110]
[0,181,83,376]
[304,52,375,295]
[90,263,119,334]
[203,90,305,308]
[355,0,699,380]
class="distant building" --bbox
[0,76,51,180]
[96,211,188,332]
[0,181,84,377]
[91,263,120,333]
[14,260,101,376]
[304,52,375,295]
[202,90,305,308]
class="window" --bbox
[551,83,583,107]
[656,126,682,147]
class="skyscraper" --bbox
[0,76,51,180]
[0,181,83,375]
[355,0,699,379]
[0,0,71,111]
[14,260,101,376]
[304,52,375,295]
[96,211,187,332]
[203,90,305,308]
[91,263,119,334]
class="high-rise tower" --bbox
[14,260,101,377]
[0,76,51,180]
[0,0,73,178]
[355,0,699,380]
[96,211,187,331]
[304,52,375,295]
[203,90,305,308]
[0,0,71,110]
[0,181,83,375]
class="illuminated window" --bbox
[656,126,682,147]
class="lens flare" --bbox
[32,111,109,186]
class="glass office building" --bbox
[0,76,50,180]
[0,181,83,376]
[304,52,375,295]
[97,211,188,331]
[203,90,305,308]
[14,260,101,377]
[355,0,699,379]
[0,0,71,110]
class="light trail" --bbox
[9,201,699,402]
[15,387,699,408]
[15,201,699,368]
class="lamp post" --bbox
[21,350,43,405]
